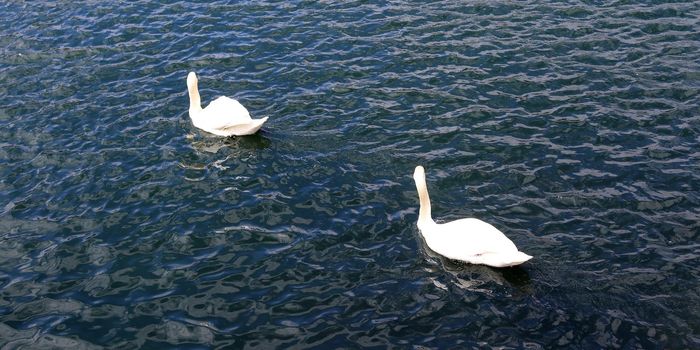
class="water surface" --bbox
[1,1,699,348]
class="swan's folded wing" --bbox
[219,117,269,136]
[202,96,252,128]
[470,251,532,267]
[428,218,519,259]
[207,96,250,115]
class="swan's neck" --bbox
[188,80,202,113]
[415,175,434,227]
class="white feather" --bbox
[413,165,532,267]
[186,72,268,136]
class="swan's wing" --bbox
[207,96,250,116]
[200,96,252,129]
[420,218,531,267]
[432,218,519,257]
[191,96,268,136]
[218,116,269,136]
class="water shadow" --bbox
[416,232,533,293]
[441,254,532,289]
[188,131,272,155]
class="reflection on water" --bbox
[188,130,272,154]
[427,249,533,293]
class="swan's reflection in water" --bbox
[182,132,273,176]
[419,234,533,295]
[187,132,272,155]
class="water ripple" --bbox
[1,0,699,348]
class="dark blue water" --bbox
[1,1,699,348]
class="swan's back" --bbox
[192,96,253,133]
[421,218,528,266]
[205,96,251,121]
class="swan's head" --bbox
[187,72,201,112]
[413,165,426,183]
[187,72,198,88]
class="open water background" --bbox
[1,1,699,348]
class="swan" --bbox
[186,72,268,136]
[413,165,532,267]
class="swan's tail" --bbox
[222,117,269,136]
[478,251,533,268]
[499,251,532,267]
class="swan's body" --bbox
[187,72,268,136]
[413,166,532,267]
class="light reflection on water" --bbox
[1,0,699,348]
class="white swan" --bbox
[413,165,532,267]
[186,72,268,136]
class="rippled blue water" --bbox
[1,1,699,348]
